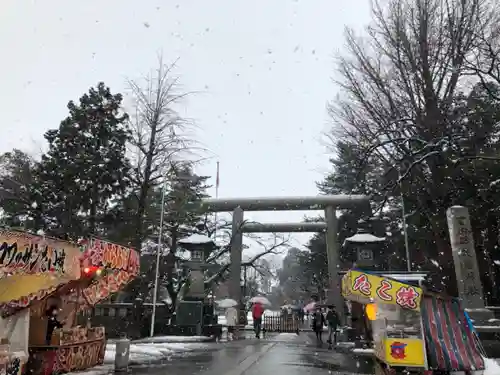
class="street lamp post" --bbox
[150,178,168,337]
[149,168,200,337]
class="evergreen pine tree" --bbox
[35,82,130,239]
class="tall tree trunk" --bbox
[133,125,158,250]
[89,185,98,235]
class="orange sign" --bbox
[0,229,81,278]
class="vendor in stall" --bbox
[45,306,64,345]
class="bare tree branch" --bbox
[203,220,291,287]
[124,54,209,249]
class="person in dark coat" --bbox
[298,307,305,323]
[45,305,64,345]
[311,307,326,343]
[326,306,340,345]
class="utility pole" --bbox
[150,177,168,337]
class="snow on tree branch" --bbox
[203,219,290,286]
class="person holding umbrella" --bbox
[312,306,326,344]
[216,299,238,341]
[225,304,238,341]
[252,302,264,339]
[326,305,339,345]
[249,296,269,339]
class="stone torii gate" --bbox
[199,195,370,321]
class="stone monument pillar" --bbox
[446,206,493,322]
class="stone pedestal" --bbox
[188,265,205,298]
[446,206,494,323]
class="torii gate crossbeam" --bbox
[198,195,370,323]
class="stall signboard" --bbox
[82,269,134,306]
[0,229,81,279]
[0,230,82,316]
[81,238,139,275]
[341,270,423,311]
[382,338,426,367]
[80,238,139,306]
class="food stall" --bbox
[28,237,139,374]
[0,229,82,375]
[341,269,486,374]
[0,230,139,375]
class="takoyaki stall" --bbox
[342,269,486,374]
[0,231,139,375]
[0,230,82,375]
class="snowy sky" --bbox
[0,0,372,252]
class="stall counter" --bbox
[28,326,105,375]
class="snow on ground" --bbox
[484,357,500,375]
[133,335,213,344]
[66,365,113,375]
[104,341,211,365]
[65,338,214,375]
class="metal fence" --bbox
[262,316,300,333]
[81,303,171,339]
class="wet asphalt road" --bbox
[128,333,374,375]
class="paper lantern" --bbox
[365,303,377,321]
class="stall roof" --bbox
[378,272,428,282]
[338,270,428,282]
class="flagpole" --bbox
[214,161,220,240]
[216,161,220,199]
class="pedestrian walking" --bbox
[252,302,264,338]
[326,306,339,345]
[225,306,238,341]
[312,307,325,343]
[298,307,304,324]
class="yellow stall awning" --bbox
[342,269,423,311]
[0,229,83,314]
[0,273,75,307]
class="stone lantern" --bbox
[178,234,218,299]
[178,234,219,335]
[343,220,386,270]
